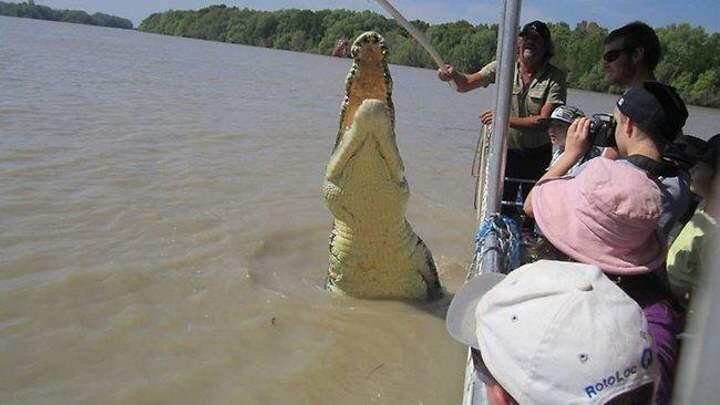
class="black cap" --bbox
[519,20,551,43]
[616,81,689,142]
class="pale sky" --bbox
[35,0,720,33]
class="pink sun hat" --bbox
[532,157,665,274]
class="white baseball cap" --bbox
[446,260,658,404]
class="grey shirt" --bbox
[655,169,691,243]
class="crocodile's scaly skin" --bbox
[323,32,442,300]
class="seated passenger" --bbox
[446,260,659,405]
[666,134,720,307]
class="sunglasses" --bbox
[603,47,633,62]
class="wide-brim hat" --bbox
[532,158,665,274]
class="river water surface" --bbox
[1,16,719,405]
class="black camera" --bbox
[588,113,617,147]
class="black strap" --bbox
[623,154,678,178]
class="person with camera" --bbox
[521,82,690,404]
[525,82,690,243]
[437,20,566,239]
[539,104,605,176]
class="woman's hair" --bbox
[526,236,572,262]
[701,133,720,171]
[544,38,555,61]
[471,349,519,405]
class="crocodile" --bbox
[322,31,442,300]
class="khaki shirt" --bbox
[478,60,567,150]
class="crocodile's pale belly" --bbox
[324,124,439,298]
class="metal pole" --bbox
[489,3,506,121]
[462,2,521,404]
[475,0,520,262]
[473,0,506,220]
[480,0,519,221]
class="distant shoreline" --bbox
[0,14,137,30]
[2,2,717,109]
[119,32,720,112]
[137,6,720,109]
[0,1,133,30]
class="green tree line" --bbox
[138,6,720,108]
[0,1,133,29]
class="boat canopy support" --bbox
[463,0,522,404]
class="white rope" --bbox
[373,0,445,67]
[372,0,457,90]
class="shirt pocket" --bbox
[527,87,547,115]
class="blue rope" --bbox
[472,214,523,275]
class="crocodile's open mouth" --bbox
[336,31,394,147]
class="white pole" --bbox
[373,0,457,90]
[462,1,521,404]
[374,0,445,67]
[476,0,519,227]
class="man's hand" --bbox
[480,110,494,125]
[564,117,591,160]
[437,64,456,82]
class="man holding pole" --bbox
[438,21,566,238]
